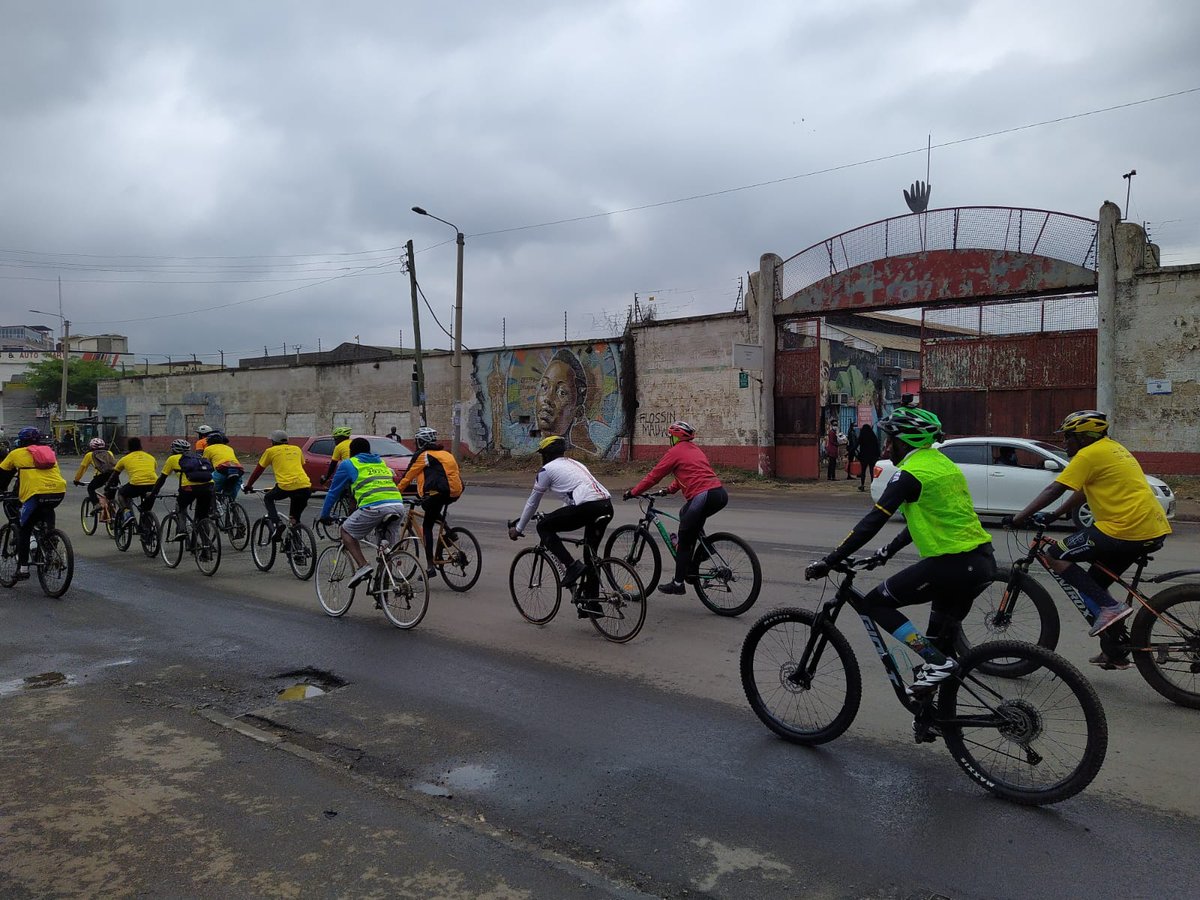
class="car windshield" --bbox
[1033,440,1069,461]
[364,438,411,458]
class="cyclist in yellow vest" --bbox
[1010,409,1172,669]
[805,407,996,696]
[318,436,405,588]
[321,426,353,485]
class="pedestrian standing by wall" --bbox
[845,421,859,480]
[825,423,838,481]
[857,423,881,492]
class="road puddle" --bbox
[276,683,327,701]
[411,764,498,799]
[0,671,75,697]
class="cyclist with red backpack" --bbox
[0,427,67,581]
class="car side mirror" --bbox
[1043,459,1062,472]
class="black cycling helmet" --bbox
[537,434,566,460]
[878,406,944,449]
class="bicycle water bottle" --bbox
[29,533,38,552]
[669,532,678,550]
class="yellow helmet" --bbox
[1057,410,1108,436]
[537,435,566,456]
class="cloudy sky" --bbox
[3,0,1198,365]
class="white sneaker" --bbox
[1088,604,1133,636]
[348,564,373,588]
[906,658,957,697]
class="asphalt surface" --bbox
[2,479,1198,899]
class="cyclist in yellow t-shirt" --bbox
[73,437,118,507]
[103,437,160,523]
[1011,410,1172,669]
[0,427,68,580]
[321,426,353,485]
[202,431,244,501]
[243,430,313,539]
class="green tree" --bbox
[23,357,119,415]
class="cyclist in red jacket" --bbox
[624,420,727,595]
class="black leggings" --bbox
[675,487,728,584]
[264,486,312,526]
[86,471,113,503]
[853,544,997,654]
[537,498,613,568]
[178,486,213,524]
[421,494,454,564]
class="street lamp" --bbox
[29,296,70,429]
[411,206,464,460]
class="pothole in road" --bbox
[0,671,76,696]
[411,764,498,799]
[271,667,346,701]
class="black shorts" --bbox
[878,543,997,621]
[1049,526,1166,584]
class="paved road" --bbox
[2,483,1198,898]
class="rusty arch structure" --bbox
[767,207,1100,479]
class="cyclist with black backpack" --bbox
[149,438,215,539]
[396,426,463,577]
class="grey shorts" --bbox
[341,502,405,542]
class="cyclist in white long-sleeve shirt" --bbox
[508,435,614,599]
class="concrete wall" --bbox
[627,311,759,468]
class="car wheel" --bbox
[1072,503,1095,529]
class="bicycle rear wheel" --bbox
[740,607,862,745]
[36,529,74,598]
[250,518,277,571]
[139,512,161,558]
[938,640,1107,805]
[315,545,353,616]
[159,513,184,568]
[693,532,761,617]
[286,522,318,581]
[509,547,562,624]
[956,569,1061,677]
[604,524,663,594]
[193,518,222,576]
[378,549,429,630]
[80,497,98,536]
[1130,584,1200,710]
[0,524,19,587]
[438,526,481,592]
[587,558,647,643]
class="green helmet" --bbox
[879,406,943,449]
[332,426,352,439]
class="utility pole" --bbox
[219,349,225,368]
[405,240,428,426]
[1122,169,1137,218]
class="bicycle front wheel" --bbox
[139,512,161,558]
[315,545,353,616]
[0,524,20,587]
[588,558,647,643]
[939,640,1107,805]
[740,607,862,745]
[250,518,276,571]
[956,569,1061,677]
[286,523,318,581]
[694,532,761,617]
[1130,584,1200,710]
[379,549,429,630]
[226,502,250,551]
[509,547,562,624]
[159,513,184,568]
[604,524,662,594]
[114,515,134,552]
[36,529,74,598]
[439,526,481,592]
[193,518,222,576]
[80,497,98,536]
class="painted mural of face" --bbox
[536,358,579,435]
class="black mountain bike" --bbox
[605,491,761,616]
[158,499,222,576]
[113,500,161,558]
[957,520,1200,709]
[211,490,250,551]
[740,555,1108,805]
[509,514,647,643]
[0,493,74,598]
[249,512,318,580]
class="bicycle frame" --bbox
[797,562,1016,731]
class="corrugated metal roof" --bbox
[828,324,921,353]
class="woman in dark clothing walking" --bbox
[857,423,880,492]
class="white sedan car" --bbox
[870,436,1176,527]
